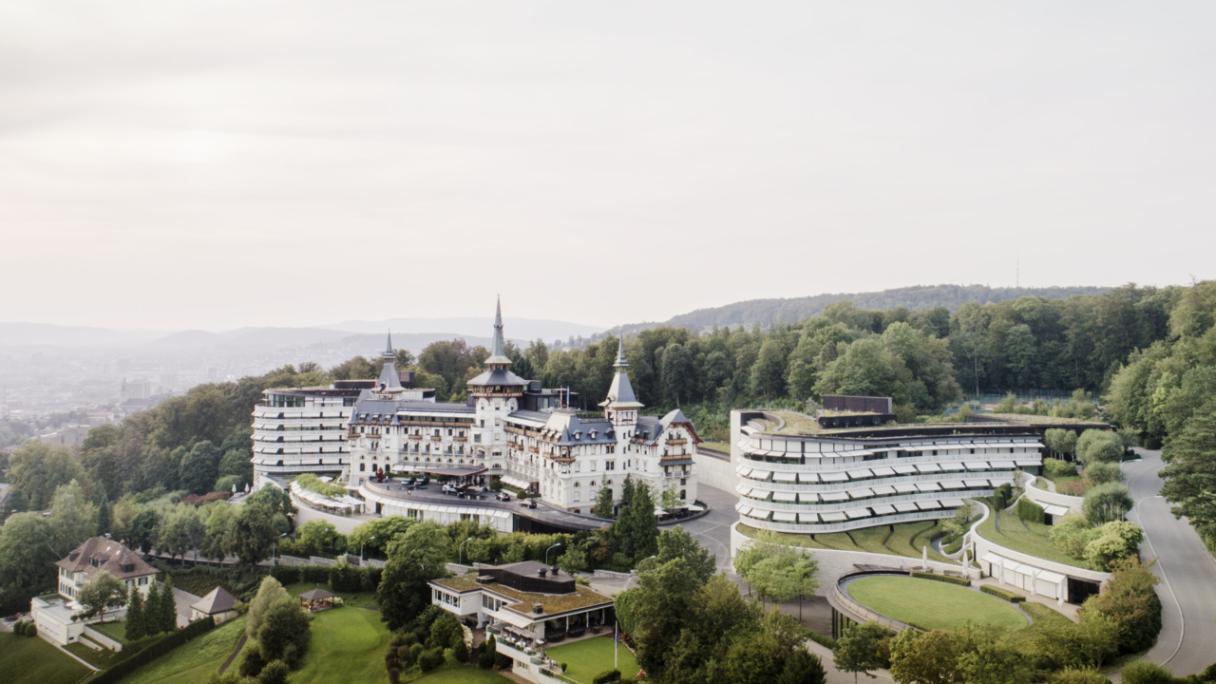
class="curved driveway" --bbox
[1124,448,1216,676]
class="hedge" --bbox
[84,617,217,683]
[593,670,622,684]
[269,564,381,593]
[909,571,971,586]
[980,585,1026,603]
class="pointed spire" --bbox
[377,331,402,390]
[614,335,628,368]
[486,295,512,367]
[383,330,395,358]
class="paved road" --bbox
[1124,448,1216,676]
[676,483,738,573]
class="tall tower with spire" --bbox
[377,331,403,391]
[600,336,643,431]
[466,297,529,468]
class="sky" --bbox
[1,1,1214,331]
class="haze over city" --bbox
[3,1,1215,331]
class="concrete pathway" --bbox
[1124,448,1216,676]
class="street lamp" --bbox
[360,535,377,564]
[544,542,563,567]
[272,533,288,567]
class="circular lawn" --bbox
[845,576,1027,631]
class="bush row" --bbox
[85,617,216,684]
[909,571,971,586]
[593,669,622,684]
[268,564,382,593]
[980,585,1026,603]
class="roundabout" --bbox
[844,574,1028,632]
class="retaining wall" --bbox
[693,450,736,492]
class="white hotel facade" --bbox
[730,398,1044,534]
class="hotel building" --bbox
[346,299,700,514]
[731,396,1045,534]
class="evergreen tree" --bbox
[96,495,112,536]
[158,577,178,632]
[143,582,162,635]
[592,487,614,519]
[125,587,146,641]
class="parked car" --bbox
[496,491,511,502]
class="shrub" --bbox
[241,647,267,677]
[479,635,498,669]
[1044,458,1078,479]
[295,474,345,497]
[418,647,444,672]
[593,670,622,684]
[1083,483,1133,525]
[909,571,970,586]
[1083,521,1143,571]
[1084,462,1123,486]
[980,585,1025,603]
[258,660,291,684]
[1049,668,1110,683]
[1016,498,1046,524]
[1120,660,1175,684]
[1050,514,1098,559]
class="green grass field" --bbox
[738,520,951,563]
[0,633,90,684]
[292,606,392,684]
[846,576,1027,631]
[546,636,641,684]
[977,509,1090,568]
[89,619,127,644]
[121,617,247,684]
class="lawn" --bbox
[291,605,392,684]
[90,619,127,643]
[977,509,1091,568]
[410,664,513,682]
[846,576,1027,631]
[121,616,247,684]
[0,632,90,684]
[545,635,641,684]
[738,520,951,563]
[698,440,732,454]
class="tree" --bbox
[889,629,963,684]
[833,622,892,683]
[716,611,825,684]
[258,600,311,666]
[0,512,59,614]
[1084,461,1122,486]
[749,338,788,399]
[125,588,146,641]
[953,626,1033,684]
[49,479,98,554]
[202,503,236,561]
[592,486,615,518]
[247,576,293,638]
[556,546,588,574]
[1044,428,1079,459]
[378,522,450,629]
[615,481,657,564]
[76,571,126,621]
[1049,515,1099,560]
[349,516,414,559]
[1083,483,1133,525]
[258,660,291,684]
[1083,558,1161,654]
[626,557,703,676]
[232,504,279,566]
[293,520,346,557]
[1048,669,1109,684]
[1160,407,1216,550]
[637,527,716,584]
[1076,430,1124,465]
[1083,521,1142,571]
[6,441,86,511]
[178,440,220,494]
[156,577,178,632]
[158,505,205,560]
[96,495,112,536]
[734,533,818,614]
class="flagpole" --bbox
[614,620,619,669]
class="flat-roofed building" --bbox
[730,399,1054,534]
[429,561,615,683]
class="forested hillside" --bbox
[614,284,1111,334]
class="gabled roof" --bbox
[57,537,159,581]
[191,586,237,615]
[299,588,335,601]
[538,410,616,445]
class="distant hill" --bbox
[611,285,1112,334]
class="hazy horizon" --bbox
[3,1,1214,330]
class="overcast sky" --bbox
[1,1,1213,331]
